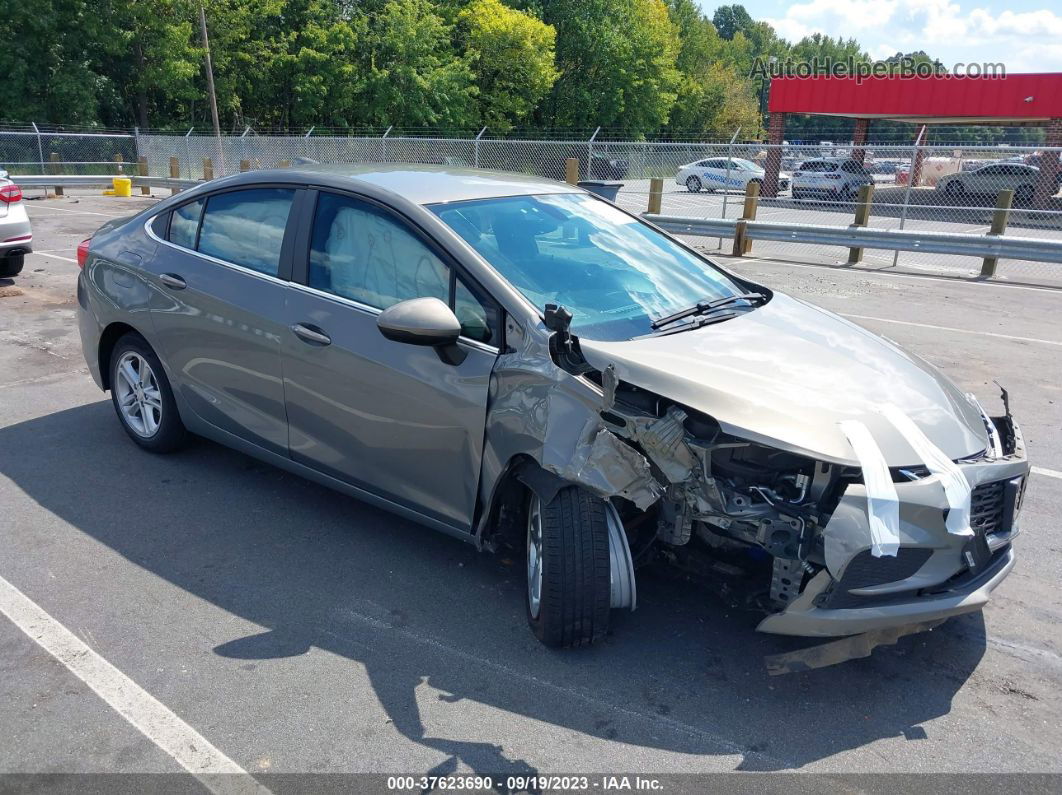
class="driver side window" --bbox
[308,192,498,345]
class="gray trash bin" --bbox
[577,180,624,202]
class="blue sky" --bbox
[697,0,1062,73]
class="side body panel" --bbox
[142,221,292,456]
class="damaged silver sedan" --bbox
[77,165,1028,651]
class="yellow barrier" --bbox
[113,177,132,197]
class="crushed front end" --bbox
[589,366,1028,638]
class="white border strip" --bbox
[0,573,270,794]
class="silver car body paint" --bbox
[76,164,1030,641]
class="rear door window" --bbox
[197,188,296,276]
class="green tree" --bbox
[456,0,558,131]
[542,0,681,135]
[665,0,761,137]
[92,0,203,129]
[357,0,477,128]
[711,4,752,40]
[0,0,104,125]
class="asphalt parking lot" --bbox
[2,192,1062,786]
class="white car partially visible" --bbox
[675,157,790,194]
[0,170,31,277]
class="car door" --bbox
[145,186,299,455]
[281,189,501,530]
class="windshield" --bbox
[430,193,748,341]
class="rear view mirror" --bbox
[377,297,466,365]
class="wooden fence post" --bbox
[49,153,63,197]
[847,183,875,264]
[239,159,251,173]
[113,153,124,175]
[980,189,1013,278]
[137,157,150,195]
[203,158,214,181]
[169,157,180,195]
[647,178,663,215]
[739,180,760,254]
[278,159,290,169]
[564,158,579,186]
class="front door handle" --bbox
[160,273,186,290]
[291,323,331,346]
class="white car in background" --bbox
[0,170,31,277]
[675,157,789,194]
[791,158,875,200]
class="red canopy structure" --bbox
[762,73,1062,203]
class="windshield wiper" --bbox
[644,310,742,337]
[650,292,767,330]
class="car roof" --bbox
[281,163,582,205]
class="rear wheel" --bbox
[110,333,187,453]
[1015,184,1034,204]
[685,175,702,193]
[526,487,612,648]
[0,254,24,277]
[945,180,965,197]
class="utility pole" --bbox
[199,2,221,139]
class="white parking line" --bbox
[31,251,78,264]
[1033,466,1062,480]
[840,313,1062,347]
[24,204,121,217]
[0,573,270,794]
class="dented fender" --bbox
[475,333,663,541]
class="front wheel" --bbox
[110,333,188,453]
[526,487,613,648]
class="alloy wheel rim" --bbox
[115,352,162,438]
[527,496,543,619]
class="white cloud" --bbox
[764,0,1062,70]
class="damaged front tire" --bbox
[526,487,612,648]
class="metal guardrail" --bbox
[644,214,1062,265]
[16,175,200,190]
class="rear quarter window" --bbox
[168,199,204,249]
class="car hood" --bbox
[579,293,988,467]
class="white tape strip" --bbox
[839,420,900,558]
[881,404,974,538]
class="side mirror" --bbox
[377,297,466,365]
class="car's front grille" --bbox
[970,480,1006,536]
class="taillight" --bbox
[77,238,92,268]
[0,184,22,203]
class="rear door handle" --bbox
[160,273,186,290]
[291,323,331,346]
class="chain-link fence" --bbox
[4,125,1060,284]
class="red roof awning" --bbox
[768,74,1062,123]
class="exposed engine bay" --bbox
[590,363,845,611]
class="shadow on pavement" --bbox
[0,401,988,774]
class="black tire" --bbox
[1015,185,1034,204]
[945,180,964,197]
[526,486,612,648]
[685,176,702,193]
[109,333,187,453]
[792,189,804,200]
[0,254,24,277]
